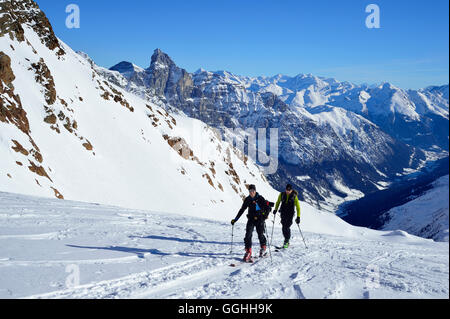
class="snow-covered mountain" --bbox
[0,0,276,219]
[0,0,448,300]
[102,49,449,211]
[245,74,449,152]
[382,175,449,242]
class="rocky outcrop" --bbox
[30,58,56,105]
[1,49,57,189]
[28,160,51,181]
[11,139,29,156]
[147,49,194,101]
[97,79,134,112]
[108,49,195,109]
[0,51,30,134]
[51,187,64,200]
[0,0,65,56]
[163,134,196,161]
[0,51,15,84]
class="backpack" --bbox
[259,198,274,215]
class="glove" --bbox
[231,219,236,225]
[295,217,301,225]
[273,209,278,215]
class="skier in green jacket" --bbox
[273,184,301,248]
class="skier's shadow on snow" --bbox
[129,235,231,246]
[66,244,171,259]
[66,244,230,259]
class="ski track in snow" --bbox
[0,192,448,299]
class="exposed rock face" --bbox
[51,187,64,199]
[11,139,29,156]
[0,51,15,85]
[0,0,65,56]
[163,134,196,161]
[30,58,56,105]
[28,160,51,181]
[147,49,194,102]
[1,51,52,185]
[0,51,30,134]
[97,79,134,112]
[82,141,93,151]
[107,50,192,108]
[44,114,57,124]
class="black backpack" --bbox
[260,198,274,215]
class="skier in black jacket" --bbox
[231,184,270,262]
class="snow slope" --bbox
[0,192,448,299]
[382,175,449,242]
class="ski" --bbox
[229,253,270,267]
[229,256,254,267]
[229,260,254,267]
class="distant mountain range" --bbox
[90,49,448,211]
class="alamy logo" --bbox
[366,4,381,29]
[66,4,80,29]
[167,123,279,175]
[228,128,279,175]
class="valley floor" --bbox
[0,192,448,299]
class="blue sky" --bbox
[35,0,448,89]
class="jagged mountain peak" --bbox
[149,48,176,70]
[106,49,178,75]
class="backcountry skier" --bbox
[231,184,271,262]
[273,184,301,249]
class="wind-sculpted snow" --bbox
[0,192,447,299]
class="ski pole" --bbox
[264,222,273,263]
[270,213,276,247]
[230,224,234,254]
[297,224,308,249]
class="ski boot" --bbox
[243,248,253,263]
[259,245,267,258]
[283,241,290,249]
